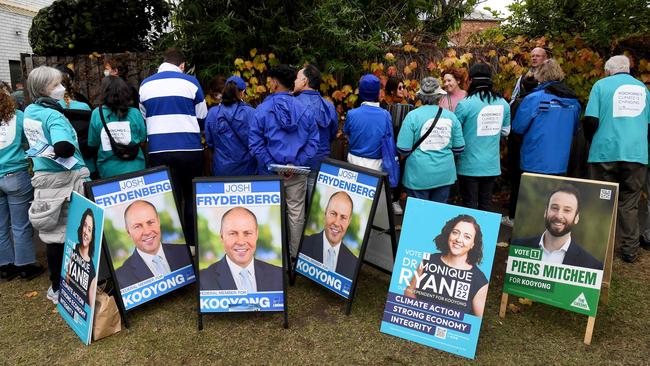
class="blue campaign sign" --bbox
[86,167,194,311]
[295,161,381,299]
[380,198,500,359]
[57,192,104,345]
[196,179,285,313]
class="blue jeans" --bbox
[406,184,452,203]
[0,170,35,266]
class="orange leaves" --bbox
[403,43,418,53]
[385,52,395,62]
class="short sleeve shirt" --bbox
[0,110,29,177]
[586,73,650,164]
[396,105,465,190]
[454,95,511,176]
[23,103,86,172]
[88,106,146,178]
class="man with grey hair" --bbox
[396,77,465,203]
[584,55,650,263]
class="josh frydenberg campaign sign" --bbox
[503,174,618,317]
[295,161,380,299]
[195,178,285,313]
[86,167,195,311]
[58,192,104,345]
[381,198,500,359]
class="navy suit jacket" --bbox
[115,243,192,289]
[512,234,604,270]
[199,256,283,291]
[300,231,358,279]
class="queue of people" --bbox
[0,49,648,306]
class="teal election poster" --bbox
[380,198,500,359]
[58,192,104,345]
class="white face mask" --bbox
[104,70,110,77]
[49,84,66,100]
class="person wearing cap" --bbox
[396,77,465,203]
[249,64,319,256]
[294,64,338,193]
[343,74,393,171]
[205,75,257,176]
[454,63,511,212]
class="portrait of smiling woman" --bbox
[405,214,489,317]
[65,208,98,306]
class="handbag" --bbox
[92,282,122,341]
[381,118,401,188]
[98,106,140,161]
[403,106,443,159]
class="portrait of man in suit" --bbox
[511,185,604,270]
[200,206,283,292]
[115,200,192,289]
[300,191,358,279]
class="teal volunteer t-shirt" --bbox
[0,110,29,177]
[58,99,96,174]
[23,103,86,172]
[454,95,511,176]
[88,106,146,178]
[586,73,650,164]
[396,105,465,190]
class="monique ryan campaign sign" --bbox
[381,198,500,359]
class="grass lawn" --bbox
[2,225,650,365]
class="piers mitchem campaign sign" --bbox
[381,198,500,359]
[503,174,618,316]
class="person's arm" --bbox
[194,83,208,131]
[248,112,273,173]
[328,104,339,142]
[296,109,320,167]
[450,115,465,156]
[501,101,512,137]
[396,113,415,157]
[582,116,599,143]
[511,95,535,135]
[583,82,601,143]
[471,284,489,317]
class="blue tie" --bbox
[152,256,166,276]
[239,269,254,292]
[327,247,336,271]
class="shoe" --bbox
[501,216,515,227]
[0,264,20,281]
[640,235,650,251]
[46,286,59,305]
[622,253,638,263]
[18,263,45,280]
[392,202,404,215]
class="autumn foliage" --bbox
[228,34,650,118]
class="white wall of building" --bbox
[0,0,53,86]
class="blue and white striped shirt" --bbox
[139,63,208,154]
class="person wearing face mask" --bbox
[404,214,488,317]
[103,57,139,108]
[24,66,90,304]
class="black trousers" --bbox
[459,175,496,212]
[506,134,523,218]
[148,150,204,246]
[46,244,64,291]
[590,162,646,256]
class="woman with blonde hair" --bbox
[512,59,581,176]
